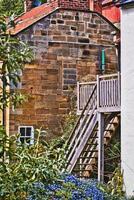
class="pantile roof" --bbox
[8,1,119,35]
[8,1,59,35]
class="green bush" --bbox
[0,128,67,200]
[99,168,125,200]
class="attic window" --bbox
[18,126,34,145]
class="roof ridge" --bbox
[8,2,59,35]
[8,2,118,35]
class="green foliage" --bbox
[99,168,125,200]
[0,0,24,16]
[104,138,121,181]
[41,0,47,4]
[61,87,78,139]
[62,111,78,139]
[107,168,124,196]
[0,16,32,109]
[0,0,48,17]
[0,128,67,200]
[127,197,134,200]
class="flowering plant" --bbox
[28,174,104,200]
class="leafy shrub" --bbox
[0,127,127,200]
[0,128,67,200]
[99,168,125,200]
[127,197,134,200]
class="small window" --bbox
[10,70,22,89]
[18,126,34,145]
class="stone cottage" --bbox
[9,0,119,140]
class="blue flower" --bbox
[47,183,61,191]
[28,173,104,200]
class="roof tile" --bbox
[8,1,59,35]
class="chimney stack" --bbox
[25,0,33,12]
[24,0,100,13]
[58,0,90,11]
[25,0,42,12]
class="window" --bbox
[10,69,22,89]
[18,126,34,145]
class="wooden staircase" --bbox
[66,73,121,181]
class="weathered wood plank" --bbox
[67,111,98,172]
[98,112,104,183]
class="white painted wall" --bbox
[121,6,134,196]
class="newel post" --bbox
[118,72,121,107]
[97,75,100,110]
[98,112,104,183]
[77,82,80,115]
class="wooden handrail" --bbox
[79,81,96,85]
[98,73,118,79]
[66,84,98,172]
[67,102,97,162]
[78,73,121,113]
[67,84,97,145]
[66,73,121,176]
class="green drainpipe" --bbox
[101,49,105,72]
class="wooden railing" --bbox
[77,73,121,114]
[97,73,121,112]
[66,85,97,172]
[77,81,96,114]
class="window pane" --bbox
[26,128,31,136]
[20,128,25,136]
[20,137,25,144]
[18,126,34,145]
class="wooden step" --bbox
[108,121,118,125]
[73,169,92,172]
[87,143,98,145]
[84,150,98,153]
[105,129,113,132]
[80,156,97,159]
[90,136,98,138]
[77,163,95,166]
[73,166,96,172]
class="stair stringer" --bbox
[67,111,98,172]
[82,113,120,178]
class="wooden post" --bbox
[98,112,104,183]
[118,72,121,107]
[97,75,100,110]
[77,82,80,114]
[79,157,82,178]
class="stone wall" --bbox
[10,9,118,138]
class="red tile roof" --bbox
[8,1,59,35]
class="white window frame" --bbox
[18,126,34,145]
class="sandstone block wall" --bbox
[10,9,118,138]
